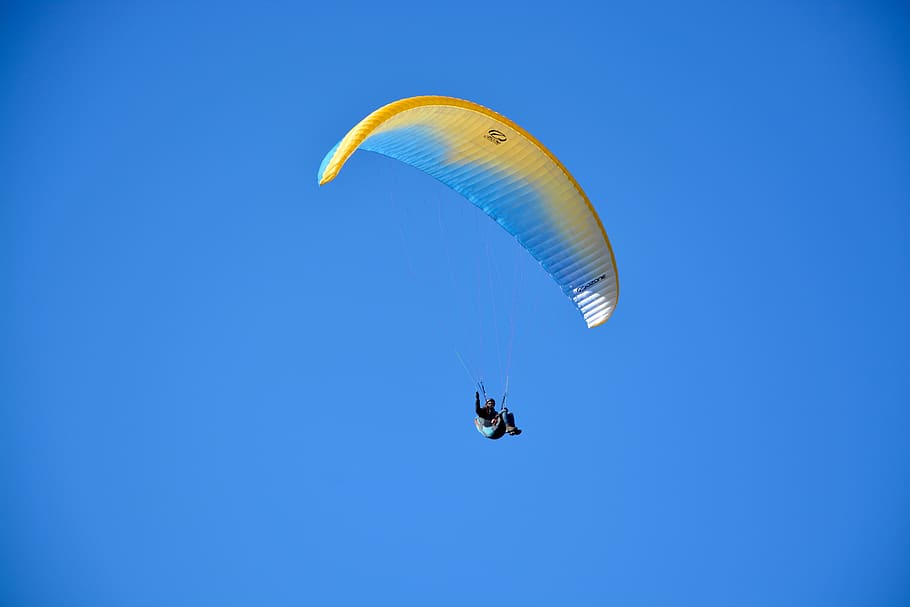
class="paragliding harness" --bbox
[473,380,516,440]
[457,351,519,439]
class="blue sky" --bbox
[2,1,909,605]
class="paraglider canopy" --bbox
[318,96,619,327]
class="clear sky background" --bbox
[2,1,909,606]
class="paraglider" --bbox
[474,392,521,440]
[317,96,620,438]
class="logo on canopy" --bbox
[574,273,607,294]
[484,129,508,145]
